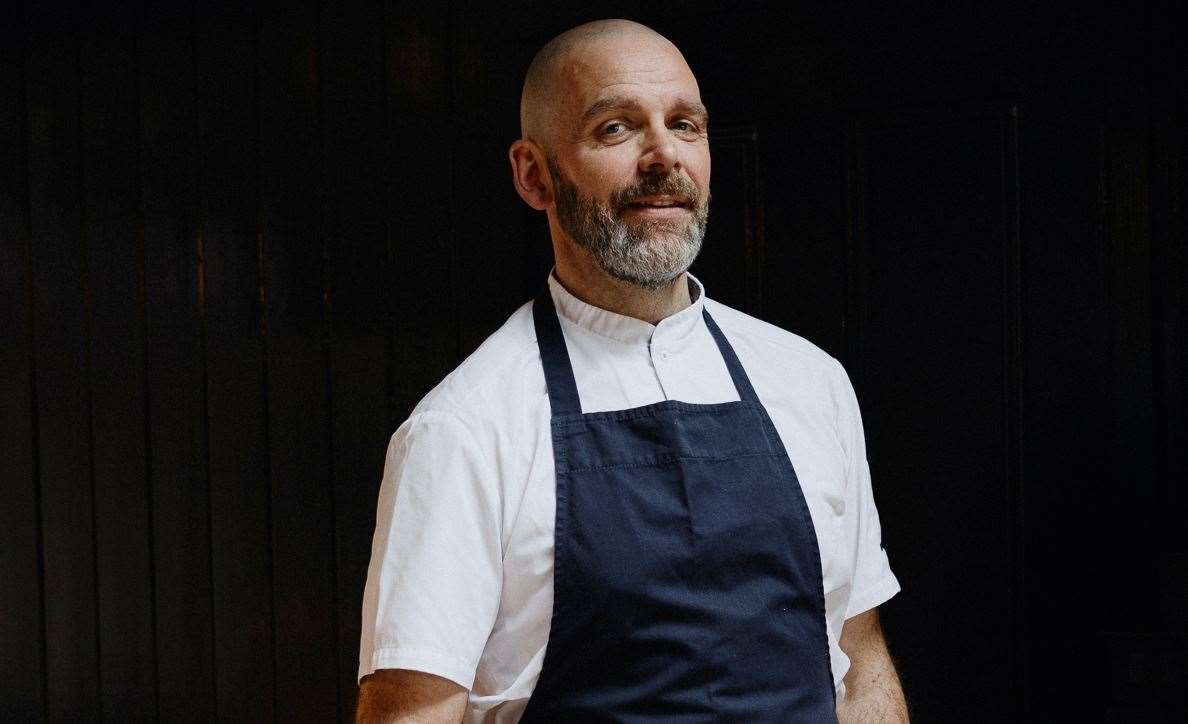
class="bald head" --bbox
[519,20,693,148]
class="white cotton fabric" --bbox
[358,269,900,722]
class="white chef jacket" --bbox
[358,269,900,721]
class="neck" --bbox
[551,244,692,325]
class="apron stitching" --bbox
[559,451,779,475]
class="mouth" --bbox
[623,195,693,215]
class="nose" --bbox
[637,122,679,175]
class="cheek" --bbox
[675,140,710,196]
[575,154,636,197]
[574,144,633,175]
[594,168,628,194]
[692,146,710,189]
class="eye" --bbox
[671,119,699,134]
[599,121,628,137]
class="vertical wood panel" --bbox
[194,1,275,719]
[1000,108,1025,719]
[668,2,850,356]
[1099,124,1166,716]
[258,1,340,720]
[139,2,217,718]
[450,2,532,353]
[1149,50,1186,656]
[850,109,1019,721]
[0,4,46,719]
[320,0,390,715]
[1104,126,1156,591]
[25,5,100,718]
[689,125,762,315]
[1148,0,1185,573]
[387,3,455,420]
[760,110,848,357]
[78,4,157,718]
[1018,110,1112,722]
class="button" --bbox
[658,349,671,361]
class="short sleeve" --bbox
[832,359,901,618]
[357,410,502,689]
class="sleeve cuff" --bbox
[358,645,477,690]
[845,572,901,619]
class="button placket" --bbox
[650,341,674,399]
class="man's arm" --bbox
[836,607,909,723]
[356,669,468,724]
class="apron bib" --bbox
[520,286,836,723]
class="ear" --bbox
[509,139,552,211]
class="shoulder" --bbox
[704,297,844,380]
[703,296,859,429]
[377,300,548,555]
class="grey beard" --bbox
[548,157,708,291]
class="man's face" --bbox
[546,35,711,290]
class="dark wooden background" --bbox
[1,1,1183,721]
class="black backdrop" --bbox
[1,1,1183,722]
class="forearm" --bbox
[355,669,468,724]
[356,696,463,724]
[836,644,909,723]
[835,607,909,723]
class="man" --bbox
[357,19,908,723]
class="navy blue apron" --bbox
[519,286,836,723]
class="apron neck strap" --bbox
[533,285,763,417]
[701,307,761,404]
[534,286,583,416]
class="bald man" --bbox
[357,20,907,723]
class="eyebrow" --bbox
[579,95,710,127]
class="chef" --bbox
[356,18,908,723]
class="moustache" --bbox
[609,173,704,212]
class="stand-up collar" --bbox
[546,268,707,348]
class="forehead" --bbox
[555,36,702,120]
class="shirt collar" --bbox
[546,267,707,347]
